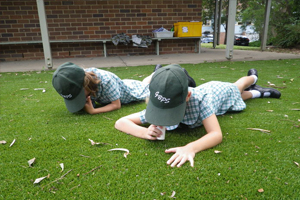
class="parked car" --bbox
[201,37,213,43]
[202,31,211,37]
[234,35,250,46]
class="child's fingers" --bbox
[165,148,177,153]
[166,153,178,166]
[86,96,91,103]
[188,155,194,167]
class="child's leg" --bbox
[142,64,163,84]
[235,69,281,100]
[234,76,256,93]
[234,76,256,100]
[142,73,154,84]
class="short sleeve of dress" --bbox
[139,109,147,124]
[198,96,214,121]
[101,78,121,102]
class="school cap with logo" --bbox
[52,62,86,113]
[145,64,188,126]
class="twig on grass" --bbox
[290,108,300,111]
[42,169,73,189]
[84,165,102,175]
[70,184,81,191]
[103,116,113,120]
[247,128,271,133]
[265,85,286,89]
[80,154,90,158]
[280,119,300,128]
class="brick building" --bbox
[0,0,202,62]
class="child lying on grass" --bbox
[115,64,281,168]
[52,62,196,114]
[52,62,152,114]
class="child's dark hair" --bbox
[84,71,100,97]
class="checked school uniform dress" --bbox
[85,68,149,105]
[139,81,246,130]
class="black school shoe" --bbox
[251,84,281,98]
[247,68,258,77]
[183,68,197,87]
[245,68,258,91]
[153,64,163,72]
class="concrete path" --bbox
[0,48,299,72]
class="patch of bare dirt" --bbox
[266,46,300,55]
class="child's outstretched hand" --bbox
[165,146,195,168]
[84,96,95,114]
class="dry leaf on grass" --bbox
[214,150,222,154]
[0,140,6,144]
[33,175,48,184]
[291,109,300,111]
[169,191,176,198]
[88,139,110,146]
[294,161,299,167]
[266,110,273,112]
[267,81,275,86]
[258,188,264,193]
[9,139,16,147]
[60,163,64,172]
[28,158,36,167]
[247,128,271,133]
[108,148,130,158]
[34,88,46,93]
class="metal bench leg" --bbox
[198,38,201,54]
[156,40,160,55]
[103,41,107,57]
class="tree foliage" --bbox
[202,0,300,48]
[239,0,300,47]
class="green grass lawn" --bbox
[1,59,300,199]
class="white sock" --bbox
[250,90,271,98]
[250,90,261,98]
[250,75,258,85]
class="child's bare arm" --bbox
[165,114,223,167]
[115,113,163,140]
[84,96,121,114]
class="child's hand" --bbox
[145,124,163,140]
[165,146,195,167]
[84,96,95,114]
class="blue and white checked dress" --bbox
[139,81,246,130]
[85,68,149,105]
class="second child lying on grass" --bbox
[115,64,281,168]
[52,62,152,114]
[52,62,197,114]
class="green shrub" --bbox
[249,40,261,47]
[273,20,300,48]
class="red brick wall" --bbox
[0,0,202,62]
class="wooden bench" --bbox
[0,37,201,58]
[0,39,112,57]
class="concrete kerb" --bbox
[0,48,299,73]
